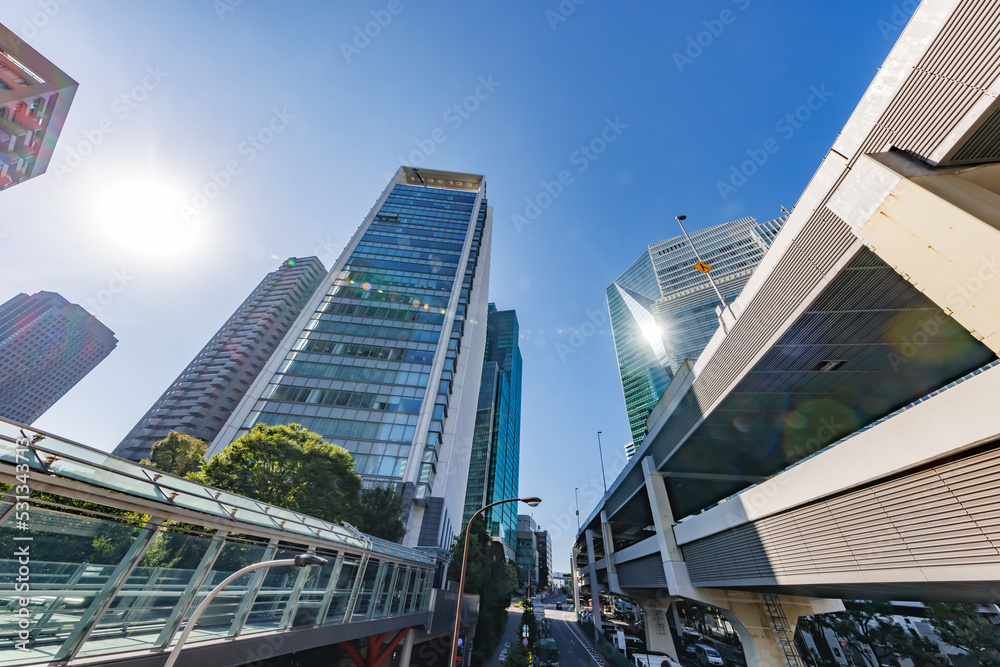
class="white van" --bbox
[632,652,681,667]
[694,643,725,666]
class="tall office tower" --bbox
[462,304,522,561]
[210,167,493,550]
[534,528,553,589]
[0,22,77,191]
[516,514,539,587]
[0,291,116,423]
[609,215,787,447]
[113,257,326,462]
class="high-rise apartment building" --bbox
[609,215,786,447]
[210,167,493,550]
[0,291,116,423]
[0,22,78,191]
[113,257,326,461]
[462,304,521,561]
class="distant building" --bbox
[608,215,787,447]
[517,514,539,588]
[113,257,326,461]
[0,22,78,191]
[209,168,493,551]
[624,440,636,461]
[463,304,522,561]
[535,528,553,589]
[0,291,116,423]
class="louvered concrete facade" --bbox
[113,257,325,461]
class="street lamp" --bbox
[449,496,541,667]
[675,215,727,311]
[596,431,608,495]
[163,553,327,667]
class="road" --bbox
[484,596,606,667]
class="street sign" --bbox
[523,638,529,646]
[694,261,713,273]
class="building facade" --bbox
[0,291,116,423]
[608,215,786,447]
[0,22,78,191]
[113,257,326,461]
[210,167,493,551]
[516,514,539,589]
[535,528,553,590]
[462,304,521,561]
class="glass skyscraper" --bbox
[609,215,787,447]
[210,167,492,550]
[462,304,521,561]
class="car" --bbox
[694,643,725,666]
[555,602,563,610]
[684,643,697,655]
[631,652,682,667]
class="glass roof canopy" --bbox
[0,416,434,565]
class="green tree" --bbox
[927,602,1000,667]
[503,644,532,667]
[449,517,520,666]
[799,601,947,667]
[522,607,540,646]
[139,431,206,477]
[352,484,406,542]
[191,423,361,523]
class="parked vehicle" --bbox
[631,652,682,667]
[694,643,725,666]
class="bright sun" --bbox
[94,179,201,258]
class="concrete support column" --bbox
[636,596,680,662]
[714,592,841,667]
[600,510,621,595]
[585,528,603,643]
[642,457,683,564]
[397,628,415,667]
[571,547,582,617]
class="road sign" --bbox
[523,638,529,646]
[694,261,713,273]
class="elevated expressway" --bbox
[574,1,1000,665]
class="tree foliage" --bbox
[448,517,520,666]
[927,602,1000,667]
[503,644,532,667]
[353,484,406,542]
[799,601,948,667]
[139,431,206,477]
[191,423,361,524]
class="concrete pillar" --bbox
[636,596,680,662]
[642,456,684,564]
[397,628,415,666]
[571,547,582,617]
[713,592,840,667]
[585,528,603,644]
[600,510,622,595]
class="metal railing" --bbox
[0,418,437,665]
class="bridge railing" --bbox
[0,418,439,666]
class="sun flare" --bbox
[94,179,200,258]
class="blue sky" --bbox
[1,0,915,567]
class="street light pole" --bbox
[596,431,608,495]
[163,554,327,667]
[675,215,727,310]
[449,496,541,667]
[574,487,580,532]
